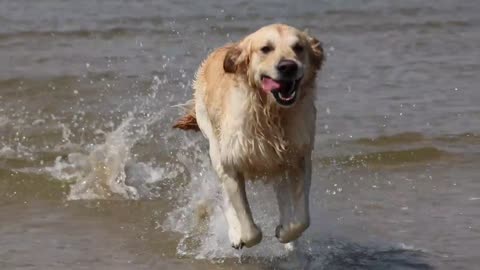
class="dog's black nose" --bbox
[277,60,298,77]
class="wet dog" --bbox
[174,24,324,248]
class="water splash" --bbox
[162,139,299,261]
[65,116,141,200]
[44,76,171,200]
[0,145,16,158]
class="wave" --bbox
[337,131,478,167]
[355,132,426,146]
[355,131,480,146]
[0,72,118,96]
[0,27,168,42]
[0,167,68,201]
[436,132,480,144]
[0,72,117,84]
[321,147,447,167]
[319,19,476,34]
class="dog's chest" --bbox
[218,93,315,174]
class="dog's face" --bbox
[224,24,324,107]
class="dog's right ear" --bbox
[223,45,243,73]
[223,41,250,74]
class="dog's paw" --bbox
[229,226,243,249]
[242,226,263,248]
[275,222,309,243]
[231,241,245,249]
[229,226,262,249]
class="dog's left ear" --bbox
[307,35,325,70]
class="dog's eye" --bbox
[293,43,304,54]
[261,45,273,54]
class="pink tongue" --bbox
[261,77,281,93]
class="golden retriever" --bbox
[174,24,324,249]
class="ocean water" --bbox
[1,0,480,269]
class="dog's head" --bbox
[223,24,324,107]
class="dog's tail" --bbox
[172,100,200,131]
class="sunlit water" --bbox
[1,0,480,269]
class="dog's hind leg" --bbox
[274,154,312,243]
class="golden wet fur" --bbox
[174,23,324,248]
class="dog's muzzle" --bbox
[261,75,302,106]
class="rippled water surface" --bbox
[1,0,479,269]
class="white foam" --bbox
[32,118,46,126]
[45,154,87,181]
[0,145,15,158]
[395,243,429,253]
[0,143,34,159]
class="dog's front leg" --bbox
[216,166,262,249]
[209,141,261,249]
[274,154,312,243]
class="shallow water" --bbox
[1,0,480,269]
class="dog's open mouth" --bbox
[261,76,302,106]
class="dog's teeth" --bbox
[279,89,296,100]
[289,81,295,92]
